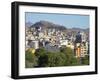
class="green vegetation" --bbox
[60,46,80,66]
[25,47,89,68]
[25,49,38,68]
[81,55,89,65]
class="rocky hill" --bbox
[30,20,67,30]
[26,20,89,34]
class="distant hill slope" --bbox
[30,20,67,30]
[26,20,89,34]
[25,22,33,27]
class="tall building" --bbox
[75,32,82,43]
[80,32,86,42]
[81,42,89,57]
[74,31,88,58]
[74,32,82,57]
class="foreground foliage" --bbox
[25,47,89,68]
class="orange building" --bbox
[75,47,81,57]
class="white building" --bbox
[80,32,86,42]
[67,42,74,49]
[80,42,88,57]
[60,39,68,46]
[28,40,39,49]
[38,32,44,38]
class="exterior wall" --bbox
[75,42,88,58]
[75,43,81,57]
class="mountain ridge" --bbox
[26,20,89,32]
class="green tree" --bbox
[35,47,48,67]
[35,47,67,67]
[34,46,82,67]
[35,47,47,57]
[25,49,35,62]
[47,52,66,67]
[25,49,38,68]
[60,46,79,66]
[81,55,89,65]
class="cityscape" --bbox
[25,13,89,68]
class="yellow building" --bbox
[75,43,81,58]
[26,48,36,55]
[75,42,88,58]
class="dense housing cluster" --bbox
[26,24,89,58]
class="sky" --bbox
[25,12,89,29]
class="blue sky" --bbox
[25,12,89,29]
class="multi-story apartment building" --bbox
[74,31,88,58]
